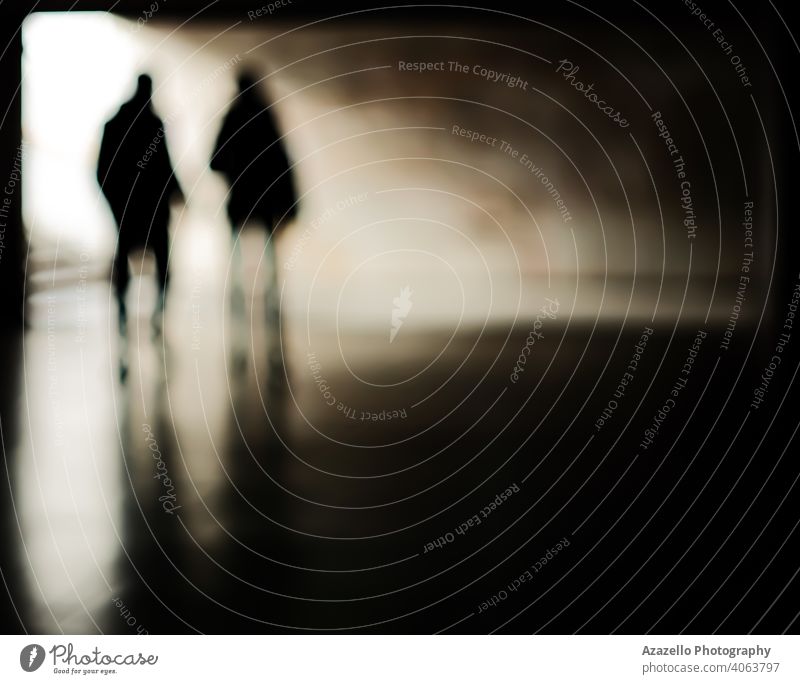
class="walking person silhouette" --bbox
[211,71,297,316]
[97,74,183,337]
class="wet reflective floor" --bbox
[2,250,799,634]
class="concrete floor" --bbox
[1,242,798,633]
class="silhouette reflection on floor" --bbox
[2,252,796,634]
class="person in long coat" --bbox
[211,71,297,369]
[97,74,183,333]
[211,72,297,235]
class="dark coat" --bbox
[97,98,182,249]
[211,92,297,231]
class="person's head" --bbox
[237,71,260,95]
[135,73,153,101]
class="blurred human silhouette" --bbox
[211,72,297,311]
[97,74,183,337]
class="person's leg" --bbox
[152,220,170,335]
[230,230,245,316]
[258,210,281,324]
[229,228,249,373]
[112,245,130,335]
[112,243,130,382]
[263,221,280,329]
[259,213,283,384]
